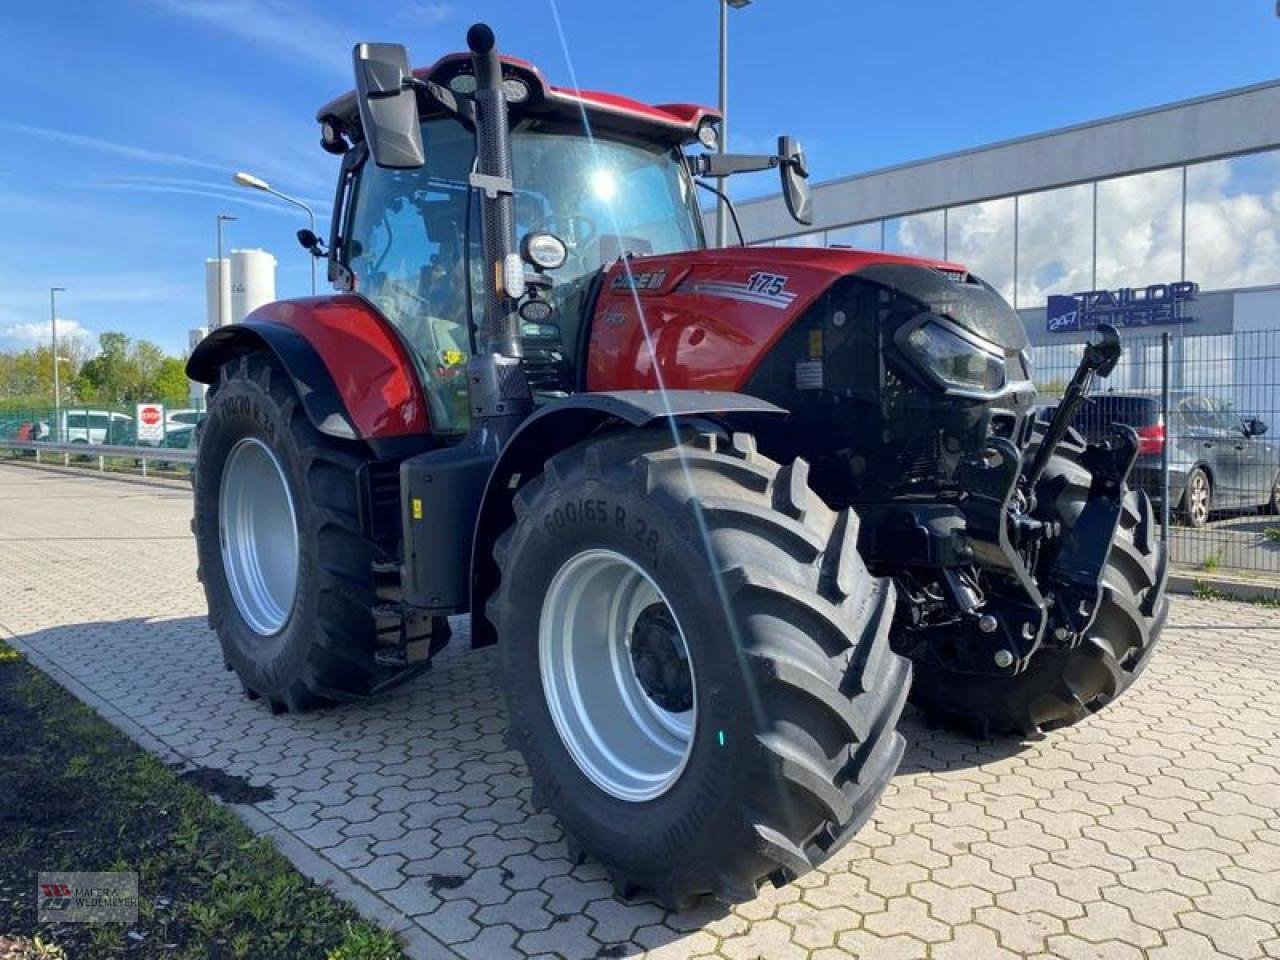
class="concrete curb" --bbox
[0,456,191,492]
[1167,567,1280,603]
[0,619,458,960]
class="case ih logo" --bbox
[39,884,73,911]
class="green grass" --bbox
[1263,526,1280,544]
[1201,551,1222,574]
[0,636,405,960]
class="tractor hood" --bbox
[585,246,1024,394]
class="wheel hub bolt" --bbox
[977,614,998,634]
[994,649,1015,668]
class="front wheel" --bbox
[489,427,910,907]
[193,350,420,712]
[906,430,1169,738]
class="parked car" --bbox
[1048,390,1280,527]
[164,408,204,431]
[60,410,134,445]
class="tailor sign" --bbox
[1046,281,1198,333]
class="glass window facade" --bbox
[1095,167,1183,291]
[827,221,882,250]
[884,210,944,259]
[1185,152,1280,289]
[1016,183,1094,307]
[751,146,1280,309]
[946,198,1015,303]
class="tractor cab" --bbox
[315,47,808,433]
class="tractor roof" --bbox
[317,52,720,147]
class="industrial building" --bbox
[728,81,1280,415]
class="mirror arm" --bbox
[409,77,477,130]
[695,152,781,178]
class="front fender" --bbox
[466,390,786,646]
[187,296,429,441]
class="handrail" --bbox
[0,438,196,473]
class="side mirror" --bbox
[296,229,323,253]
[352,42,425,169]
[778,135,812,225]
[1244,417,1268,437]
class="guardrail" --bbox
[0,439,195,477]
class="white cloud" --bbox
[0,318,94,350]
[149,0,357,78]
[404,2,453,25]
[0,122,226,174]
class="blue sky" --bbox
[1,0,1276,355]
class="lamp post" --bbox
[233,172,318,294]
[716,0,752,247]
[50,287,65,441]
[216,214,238,327]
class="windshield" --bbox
[345,117,702,431]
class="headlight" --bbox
[903,320,1006,393]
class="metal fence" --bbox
[1032,328,1280,574]
[0,398,203,448]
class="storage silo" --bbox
[188,327,208,406]
[230,248,277,324]
[205,258,231,328]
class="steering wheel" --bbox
[561,214,598,249]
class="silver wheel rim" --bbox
[1189,472,1210,525]
[219,437,299,636]
[539,549,696,802]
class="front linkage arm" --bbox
[1023,323,1122,493]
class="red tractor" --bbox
[188,24,1167,907]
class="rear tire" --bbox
[193,350,420,712]
[1263,471,1280,515]
[489,427,910,906]
[908,429,1169,738]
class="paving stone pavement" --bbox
[1,461,1279,959]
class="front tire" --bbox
[907,430,1169,737]
[489,427,910,907]
[194,350,419,712]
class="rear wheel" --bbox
[489,427,910,906]
[1263,471,1280,515]
[1181,466,1212,528]
[908,430,1169,737]
[193,350,420,711]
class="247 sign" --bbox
[1047,281,1198,332]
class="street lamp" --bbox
[234,172,318,295]
[716,0,752,248]
[216,213,238,328]
[50,287,65,441]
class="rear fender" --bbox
[467,390,786,646]
[186,296,429,442]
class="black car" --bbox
[1049,390,1280,527]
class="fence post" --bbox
[1160,332,1171,543]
